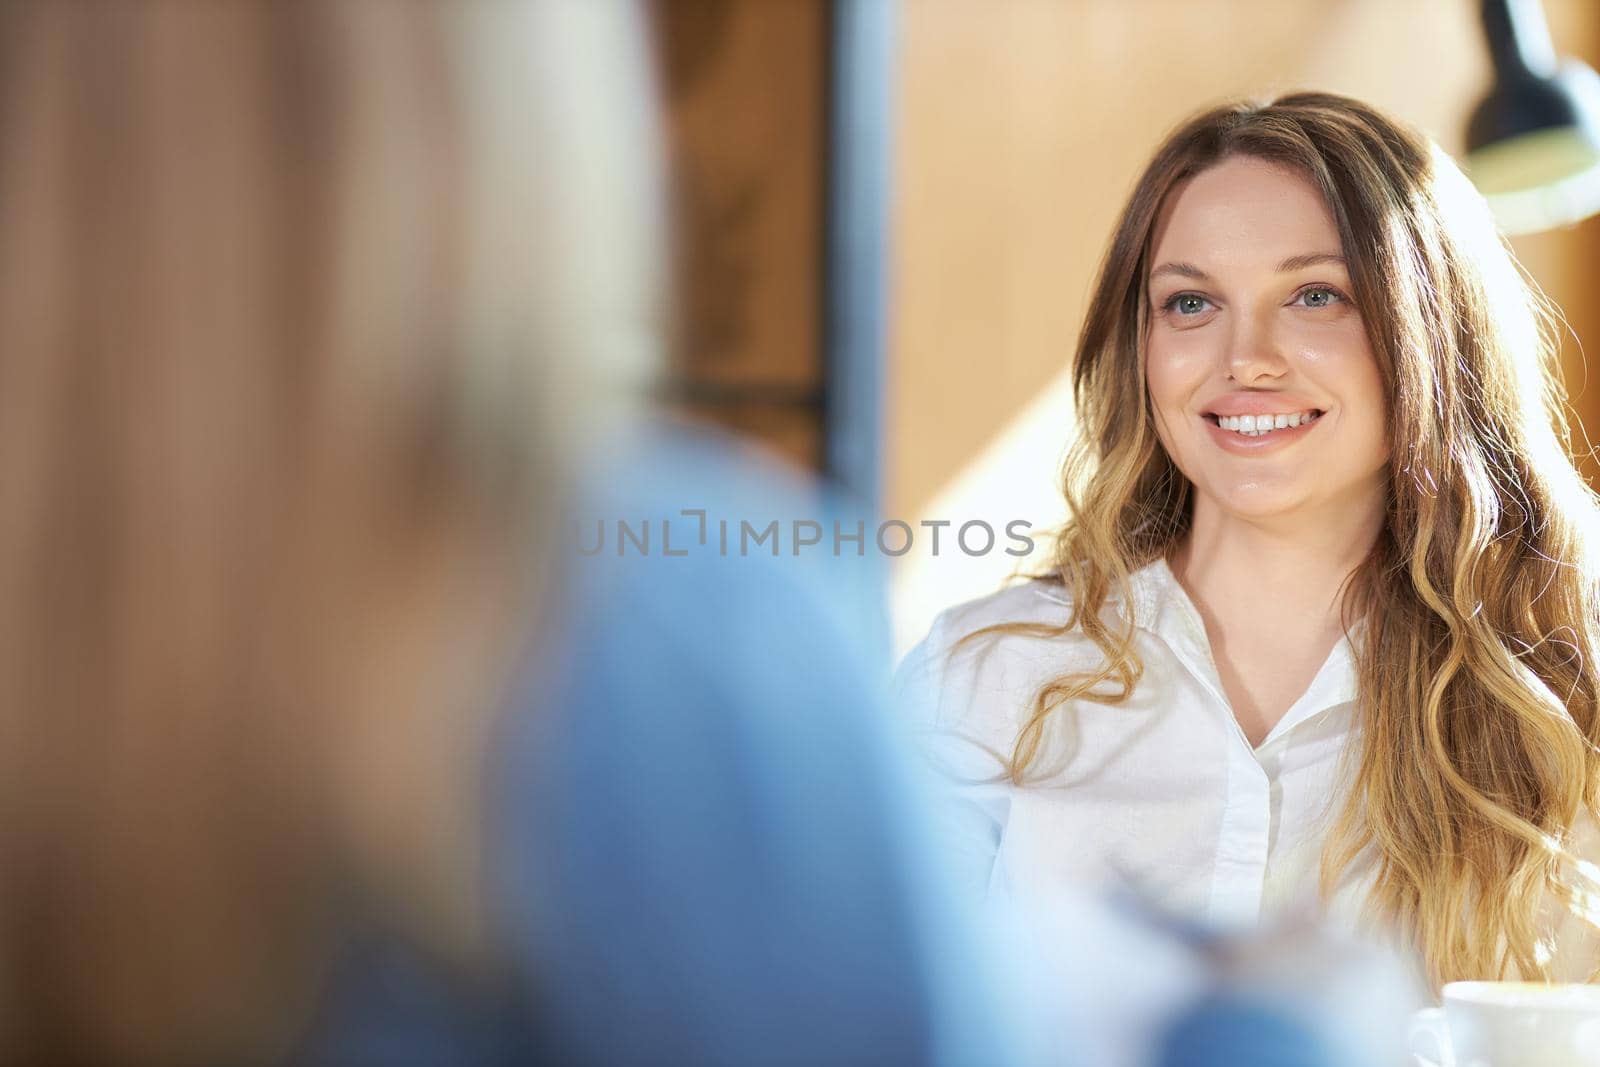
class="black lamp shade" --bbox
[1465,0,1600,230]
[1467,61,1600,156]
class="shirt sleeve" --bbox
[893,610,1014,907]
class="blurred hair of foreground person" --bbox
[902,92,1600,992]
[0,3,1013,1064]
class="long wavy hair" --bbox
[1000,92,1600,986]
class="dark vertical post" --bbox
[823,0,894,513]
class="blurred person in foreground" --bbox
[0,3,1015,1064]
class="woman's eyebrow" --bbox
[1277,252,1346,271]
[1148,253,1346,283]
[1149,261,1209,282]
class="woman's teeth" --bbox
[1214,410,1320,436]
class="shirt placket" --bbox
[1161,600,1272,929]
[1209,725,1272,926]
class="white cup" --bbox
[1409,981,1600,1067]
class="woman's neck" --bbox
[1167,488,1385,746]
[1172,488,1385,633]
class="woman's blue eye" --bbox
[1167,293,1211,316]
[1296,286,1342,308]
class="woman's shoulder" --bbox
[894,578,1093,736]
[927,576,1075,642]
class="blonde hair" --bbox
[995,92,1600,987]
[0,2,661,1061]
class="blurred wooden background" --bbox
[650,0,828,469]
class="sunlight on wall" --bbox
[890,369,1073,657]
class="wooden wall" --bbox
[650,0,828,469]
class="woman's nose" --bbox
[1223,313,1290,384]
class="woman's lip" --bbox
[1202,405,1324,419]
[1200,411,1322,453]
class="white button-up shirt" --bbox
[896,558,1599,978]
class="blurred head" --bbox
[0,1,662,1060]
[1016,92,1600,986]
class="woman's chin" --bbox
[1204,483,1318,524]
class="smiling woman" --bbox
[899,92,1600,990]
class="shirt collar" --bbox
[1123,556,1184,638]
[1122,556,1362,743]
[1035,555,1183,628]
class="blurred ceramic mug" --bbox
[1409,981,1600,1067]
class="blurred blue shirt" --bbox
[301,425,1019,1066]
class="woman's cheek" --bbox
[1149,340,1213,426]
[1284,317,1368,368]
[1143,351,1178,441]
[1143,350,1197,469]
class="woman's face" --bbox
[1144,156,1389,525]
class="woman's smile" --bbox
[1200,407,1325,453]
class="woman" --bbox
[0,3,1006,1064]
[901,92,1600,988]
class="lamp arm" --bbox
[1481,0,1560,80]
